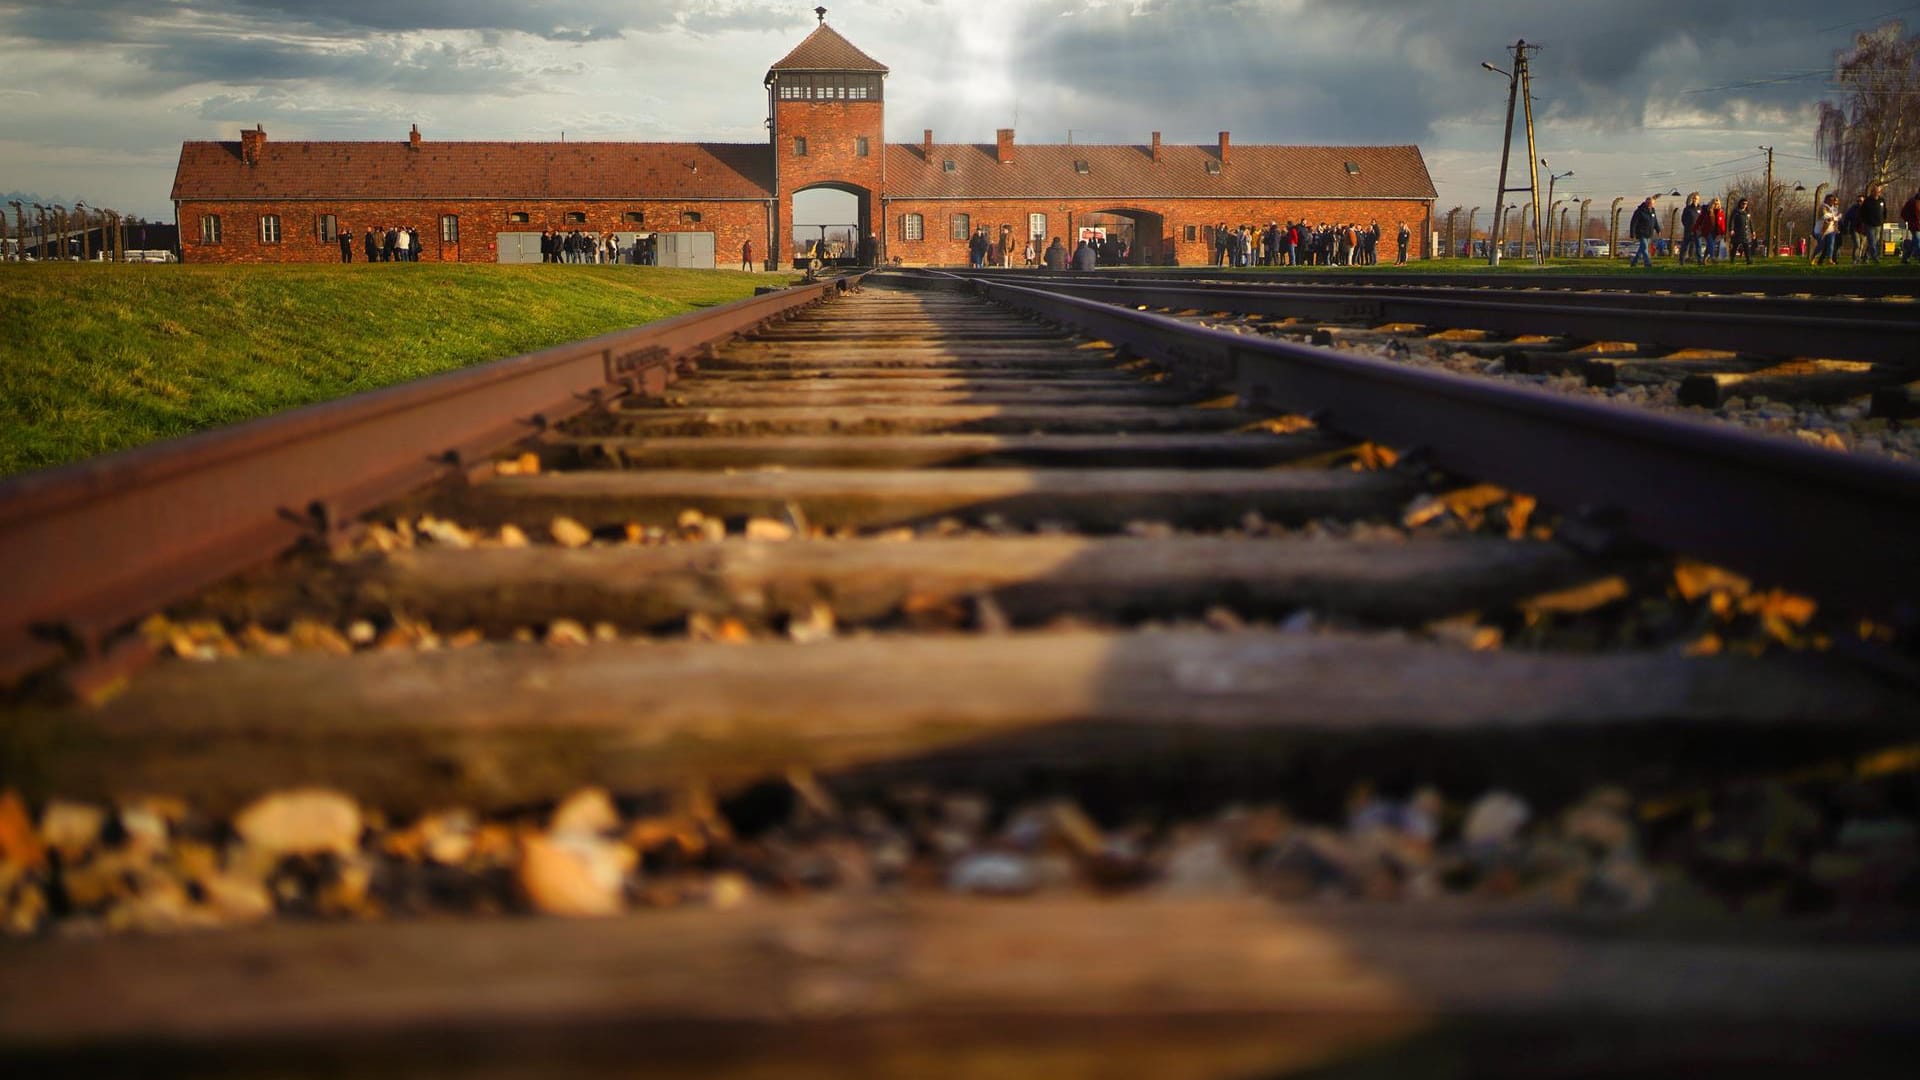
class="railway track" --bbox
[964,268,1920,415]
[3,271,1919,1076]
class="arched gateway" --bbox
[170,13,1436,268]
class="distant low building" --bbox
[171,17,1437,268]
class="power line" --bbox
[1813,3,1920,34]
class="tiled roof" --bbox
[885,143,1437,201]
[170,140,775,201]
[765,24,888,75]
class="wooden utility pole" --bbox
[1484,40,1541,266]
[1760,145,1776,257]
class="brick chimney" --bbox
[1218,131,1230,166]
[239,124,265,166]
[996,128,1014,165]
[923,129,933,162]
[1151,131,1161,163]
[409,124,422,150]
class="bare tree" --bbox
[1815,21,1920,196]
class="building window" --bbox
[625,211,645,225]
[1028,213,1046,240]
[901,213,924,241]
[949,214,970,240]
[259,214,281,244]
[199,215,222,244]
[565,211,587,224]
[1073,160,1090,174]
[942,159,956,173]
[1184,225,1198,242]
[774,73,883,102]
[794,136,808,157]
[440,215,459,244]
[508,211,530,224]
[316,214,338,243]
[856,136,869,157]
[681,211,702,224]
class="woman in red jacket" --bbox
[1697,198,1728,263]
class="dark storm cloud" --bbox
[0,0,802,44]
[989,0,1907,144]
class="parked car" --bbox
[1580,239,1611,258]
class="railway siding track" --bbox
[3,272,1919,1075]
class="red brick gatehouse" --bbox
[170,16,1436,268]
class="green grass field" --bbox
[0,263,799,477]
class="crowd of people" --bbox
[1627,183,1920,269]
[1212,220,1412,267]
[540,229,653,264]
[338,225,423,263]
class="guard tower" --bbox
[765,8,888,266]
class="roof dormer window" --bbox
[1204,160,1221,175]
[943,159,956,172]
[1073,160,1090,174]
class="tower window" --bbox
[901,213,924,241]
[856,136,869,157]
[794,136,807,157]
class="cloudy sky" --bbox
[0,0,1910,227]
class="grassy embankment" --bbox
[0,263,800,477]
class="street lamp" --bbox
[1465,206,1480,257]
[1541,161,1573,258]
[5,201,19,262]
[32,204,47,261]
[74,201,91,262]
[1482,58,1517,266]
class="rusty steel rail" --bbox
[947,275,1920,366]
[0,273,867,687]
[969,266,1920,299]
[966,268,1920,326]
[894,271,1920,623]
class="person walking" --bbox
[1627,195,1660,269]
[1699,199,1727,263]
[1862,184,1888,263]
[741,238,754,271]
[1813,193,1842,266]
[338,225,353,263]
[1677,193,1702,266]
[1728,197,1756,265]
[1900,188,1920,264]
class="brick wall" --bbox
[175,199,772,265]
[883,197,1433,266]
[773,98,884,264]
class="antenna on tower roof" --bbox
[816,7,828,24]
